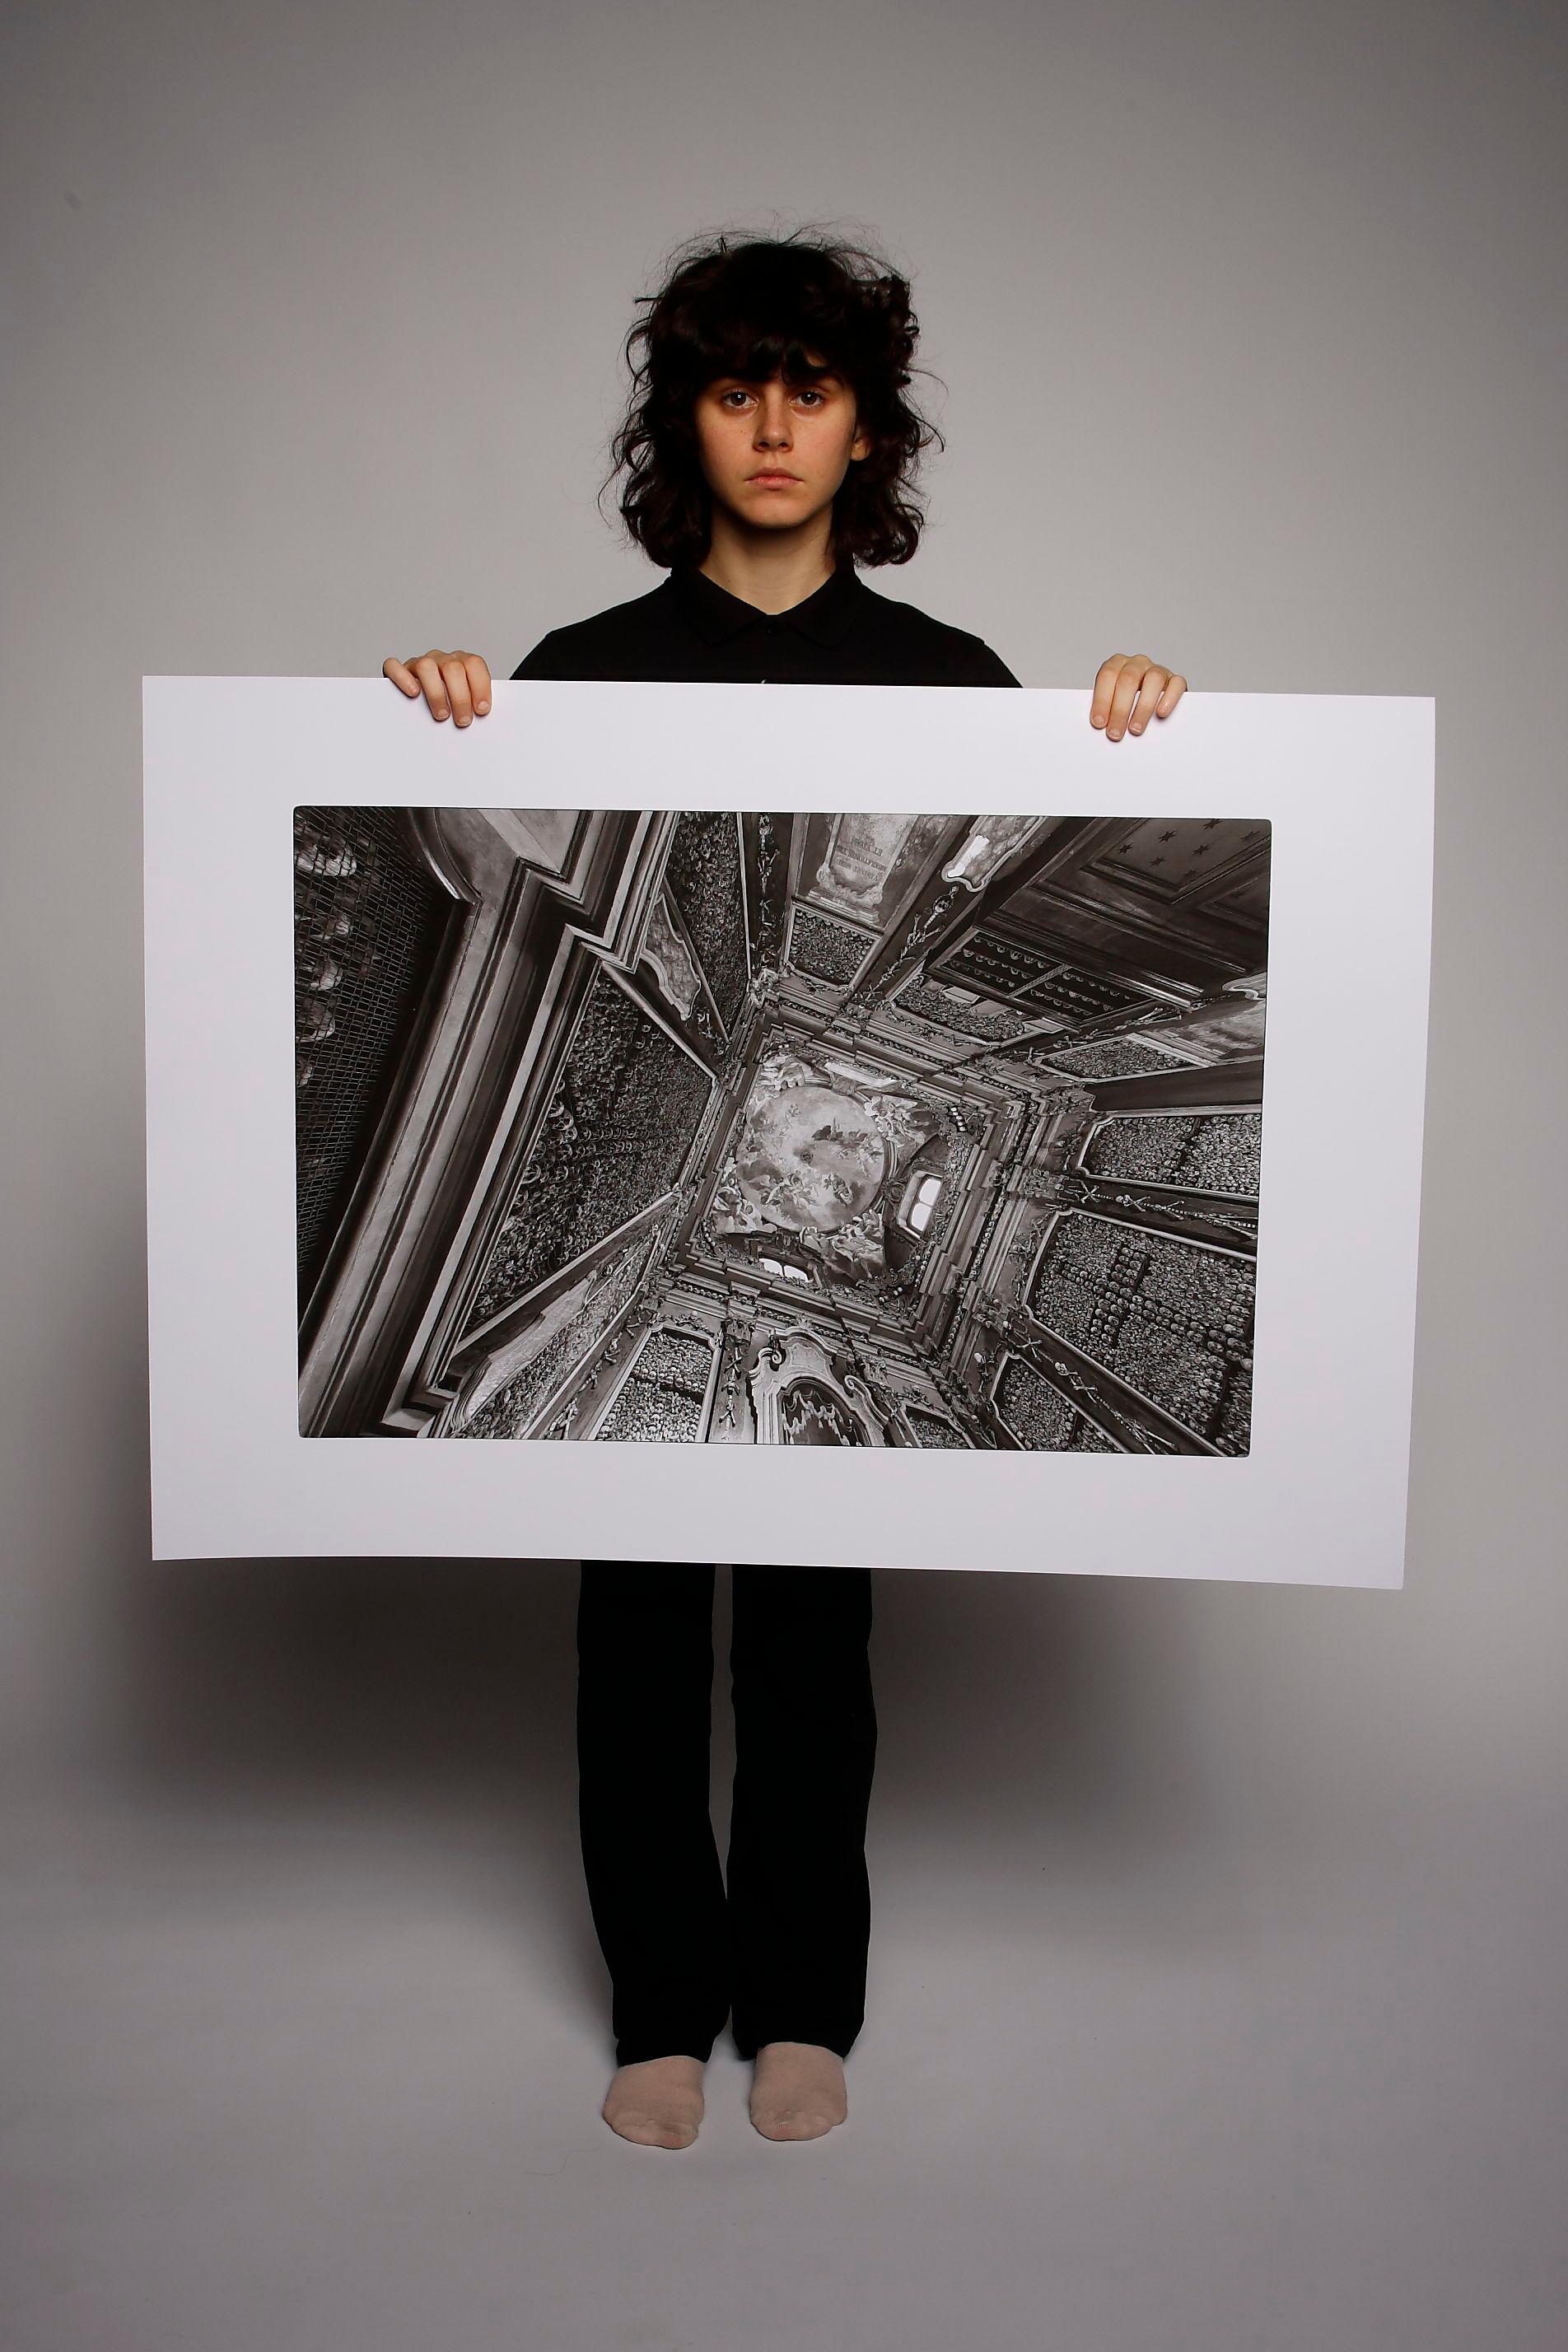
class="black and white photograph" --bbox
[296,804,1268,1454]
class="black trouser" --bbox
[576,1560,877,2067]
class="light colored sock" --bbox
[749,2042,848,2142]
[601,2055,706,2149]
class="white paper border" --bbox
[144,679,1432,1585]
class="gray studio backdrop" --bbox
[2,6,1563,2351]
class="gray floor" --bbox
[4,1567,1563,2352]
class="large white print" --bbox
[144,679,1431,1584]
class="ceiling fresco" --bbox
[296,805,1271,1455]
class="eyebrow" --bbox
[709,370,843,392]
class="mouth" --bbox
[748,470,802,485]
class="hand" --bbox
[382,648,492,727]
[1090,653,1187,740]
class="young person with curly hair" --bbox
[385,231,1185,2151]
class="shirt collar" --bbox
[668,562,865,649]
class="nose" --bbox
[754,384,793,448]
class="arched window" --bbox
[757,1254,811,1286]
[898,1171,945,1235]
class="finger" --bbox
[440,656,475,728]
[1127,667,1170,735]
[1106,655,1150,740]
[383,657,421,698]
[464,652,492,718]
[1154,672,1188,717]
[411,655,453,721]
[1090,655,1126,729]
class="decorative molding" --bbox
[747,1329,888,1447]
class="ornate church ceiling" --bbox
[294,804,1268,1456]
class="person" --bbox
[384,231,1186,2150]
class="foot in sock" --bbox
[601,2055,706,2149]
[749,2042,848,2141]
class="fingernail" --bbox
[476,701,489,715]
[1130,722,1143,734]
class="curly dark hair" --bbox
[609,229,941,570]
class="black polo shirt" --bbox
[511,562,1020,688]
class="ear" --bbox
[850,425,873,463]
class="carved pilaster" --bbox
[444,1187,679,1379]
[743,811,793,977]
[712,1295,759,1442]
[972,1300,1218,1455]
[1052,1171,1259,1253]
[1075,1054,1266,1113]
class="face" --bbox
[693,358,871,537]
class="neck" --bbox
[698,508,838,614]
